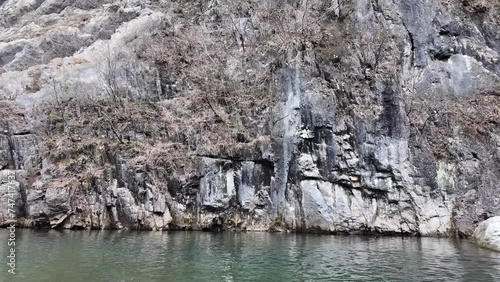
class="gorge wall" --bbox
[0,0,499,237]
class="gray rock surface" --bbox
[0,170,23,226]
[0,0,498,236]
[473,217,500,252]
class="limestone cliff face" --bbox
[0,0,499,236]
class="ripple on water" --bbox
[0,230,499,282]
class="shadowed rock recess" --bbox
[0,0,499,236]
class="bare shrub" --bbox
[404,82,500,159]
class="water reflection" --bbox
[0,230,499,282]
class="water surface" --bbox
[0,230,499,281]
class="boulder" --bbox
[472,217,500,252]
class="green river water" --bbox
[0,229,499,281]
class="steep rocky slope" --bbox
[0,0,499,236]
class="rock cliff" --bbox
[0,0,499,236]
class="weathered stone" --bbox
[473,217,500,252]
[0,170,22,226]
[0,0,498,236]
